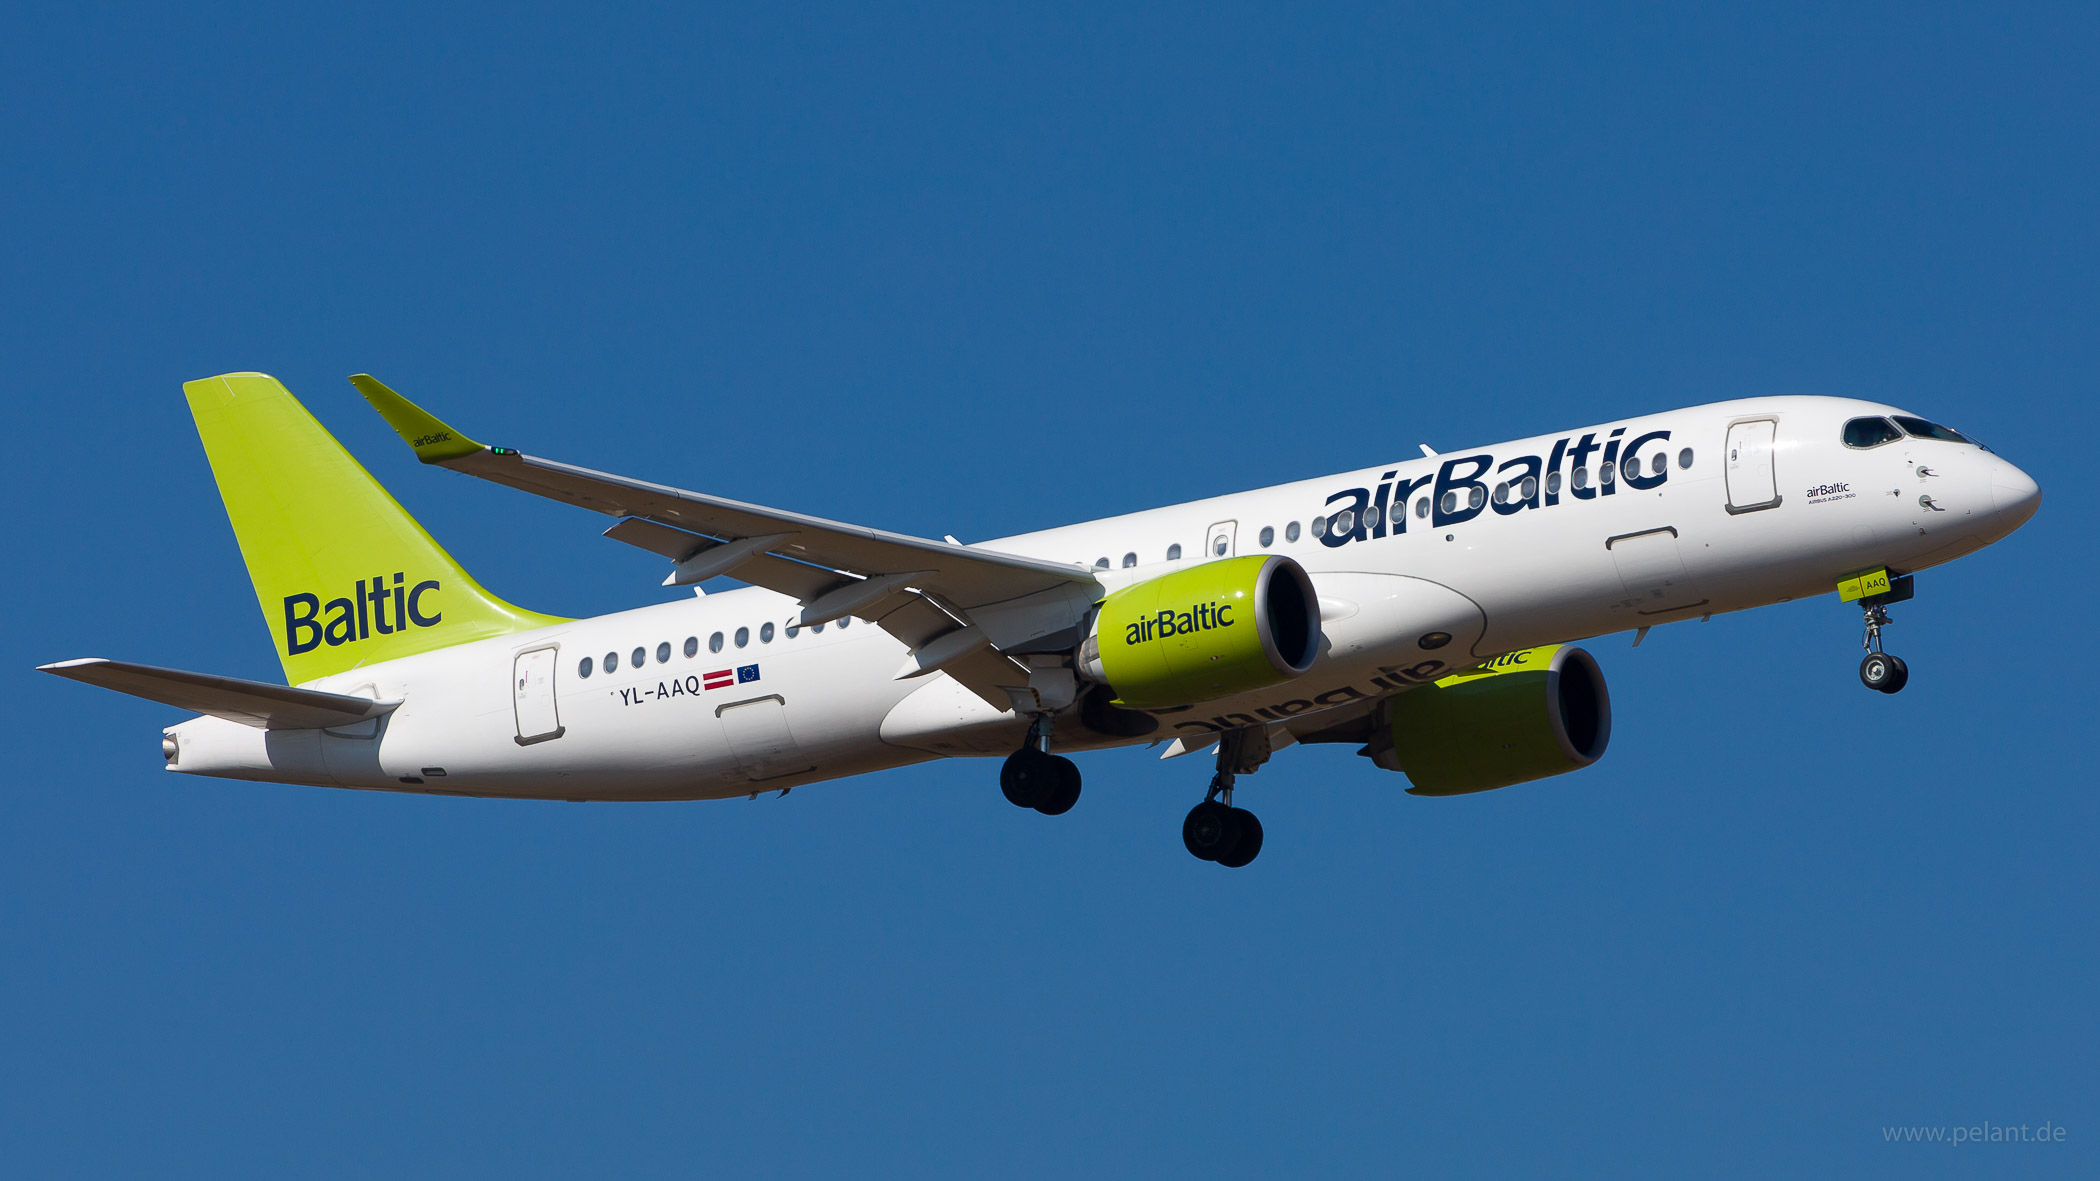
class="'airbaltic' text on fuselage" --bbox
[1314,426,1676,546]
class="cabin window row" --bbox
[1084,449,1696,565]
[574,615,853,678]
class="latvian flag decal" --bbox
[703,668,735,690]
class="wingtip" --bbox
[349,374,485,463]
[38,658,108,673]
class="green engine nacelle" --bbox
[1078,555,1321,709]
[1371,644,1611,795]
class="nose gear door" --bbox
[1724,419,1782,513]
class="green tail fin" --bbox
[183,372,566,684]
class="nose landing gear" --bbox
[1183,727,1271,868]
[1855,575,1915,694]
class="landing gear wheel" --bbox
[1877,655,1909,694]
[1033,756,1082,815]
[1000,748,1056,809]
[1183,801,1237,862]
[1215,808,1263,868]
[1860,652,1908,694]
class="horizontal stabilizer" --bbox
[37,658,399,730]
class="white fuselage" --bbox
[166,396,2039,799]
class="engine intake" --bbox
[1078,555,1320,709]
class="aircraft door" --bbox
[1724,419,1782,513]
[717,695,815,780]
[1206,520,1237,559]
[512,647,565,745]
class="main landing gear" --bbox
[1183,727,1270,869]
[1856,576,1915,694]
[1000,714,1082,816]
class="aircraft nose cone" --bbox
[1991,463,2041,532]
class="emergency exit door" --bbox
[1724,419,1782,513]
[512,647,565,745]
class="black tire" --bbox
[1182,801,1239,862]
[1000,748,1055,809]
[1878,655,1909,694]
[1215,809,1263,868]
[1034,756,1082,815]
[1860,652,1897,692]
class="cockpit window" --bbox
[1892,415,1972,444]
[1842,416,1903,449]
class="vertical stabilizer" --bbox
[183,372,565,684]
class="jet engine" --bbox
[1366,644,1610,795]
[1077,555,1320,709]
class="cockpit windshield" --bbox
[1892,415,1972,444]
[1842,417,1903,448]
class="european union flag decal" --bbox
[737,664,760,683]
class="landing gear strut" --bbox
[1000,713,1081,815]
[1856,578,1913,695]
[1183,728,1269,868]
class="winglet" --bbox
[349,374,485,463]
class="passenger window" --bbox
[760,622,775,643]
[1212,534,1228,555]
[631,647,646,668]
[1122,552,1137,568]
[709,632,724,653]
[578,657,594,679]
[1332,510,1355,537]
[1094,557,1110,570]
[1843,417,1904,448]
[1468,486,1484,509]
[1167,543,1183,560]
[1600,461,1615,486]
[1573,468,1589,490]
[1415,497,1429,518]
[1310,516,1328,539]
[1624,456,1640,479]
[1521,475,1538,500]
[683,636,698,658]
[1678,447,1694,469]
[735,627,750,649]
[603,652,618,673]
[813,621,825,633]
[1259,525,1274,548]
[1547,472,1562,495]
[836,617,850,629]
[1285,521,1300,542]
[656,642,671,663]
[1493,482,1509,505]
[785,624,800,639]
[1651,452,1667,473]
[1439,491,1457,514]
[1892,415,1971,444]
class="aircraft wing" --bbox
[353,376,1102,705]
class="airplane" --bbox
[40,374,2040,868]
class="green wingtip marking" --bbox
[349,374,485,463]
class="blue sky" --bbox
[4,3,2095,1176]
